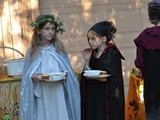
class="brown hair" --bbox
[88,30,102,38]
[89,20,117,41]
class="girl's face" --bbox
[37,22,56,44]
[87,31,106,50]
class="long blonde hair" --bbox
[30,15,65,57]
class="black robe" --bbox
[134,26,160,113]
[143,48,160,113]
[80,45,125,120]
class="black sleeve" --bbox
[90,48,122,77]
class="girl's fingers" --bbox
[32,74,43,81]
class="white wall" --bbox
[39,0,151,98]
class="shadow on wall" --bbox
[38,0,149,74]
[0,0,149,75]
[0,0,39,74]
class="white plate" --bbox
[45,72,66,82]
[83,73,110,78]
[84,70,101,76]
[45,76,66,82]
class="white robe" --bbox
[19,45,80,120]
[34,46,69,120]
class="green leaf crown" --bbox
[30,15,65,34]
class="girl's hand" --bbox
[32,73,43,81]
[85,76,107,82]
[82,48,92,62]
[96,77,107,82]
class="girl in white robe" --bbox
[19,15,80,120]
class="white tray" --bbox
[44,72,66,82]
[44,76,66,82]
[83,73,110,78]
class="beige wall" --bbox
[0,0,39,74]
[39,0,151,97]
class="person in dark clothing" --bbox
[80,20,125,120]
[134,0,160,120]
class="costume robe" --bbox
[134,26,160,113]
[80,45,125,120]
[19,45,80,120]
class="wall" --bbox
[39,0,151,97]
[0,0,39,74]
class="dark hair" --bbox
[89,20,117,41]
[148,1,160,25]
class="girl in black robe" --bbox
[80,21,125,120]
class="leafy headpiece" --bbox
[30,15,65,34]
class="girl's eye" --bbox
[88,38,95,42]
[44,27,55,31]
[44,27,49,30]
[90,38,95,41]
